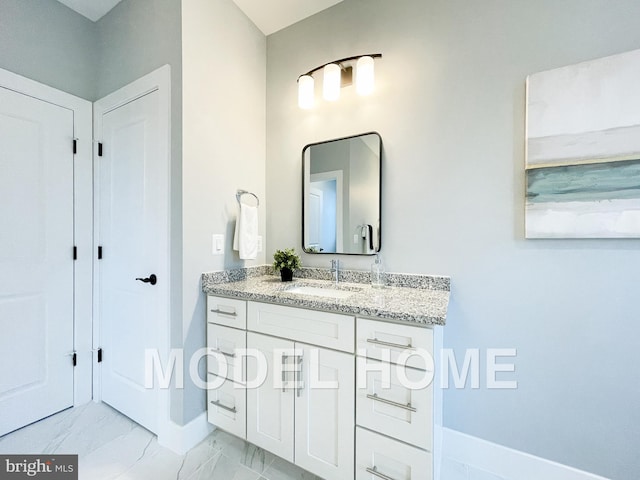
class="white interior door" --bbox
[96,83,168,434]
[307,187,323,251]
[0,86,75,436]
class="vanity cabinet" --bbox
[355,317,434,480]
[206,294,439,480]
[247,302,355,480]
[207,296,355,479]
[206,297,247,438]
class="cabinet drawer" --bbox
[356,427,432,480]
[207,373,246,439]
[248,301,354,353]
[356,357,432,450]
[207,295,247,329]
[207,324,246,384]
[357,318,433,370]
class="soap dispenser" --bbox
[371,254,386,288]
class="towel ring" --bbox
[236,189,259,206]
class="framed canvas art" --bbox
[525,48,640,238]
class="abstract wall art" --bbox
[525,48,640,238]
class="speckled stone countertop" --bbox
[201,266,449,326]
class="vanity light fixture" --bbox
[297,53,382,109]
[323,63,341,102]
[298,74,315,109]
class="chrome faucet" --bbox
[330,259,340,284]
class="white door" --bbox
[295,344,355,479]
[246,332,295,462]
[307,187,323,251]
[95,80,169,434]
[0,86,75,436]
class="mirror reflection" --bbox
[303,132,381,255]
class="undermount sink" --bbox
[285,284,361,299]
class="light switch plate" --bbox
[212,234,224,255]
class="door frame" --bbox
[310,170,344,252]
[92,65,171,438]
[0,67,93,406]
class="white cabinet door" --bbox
[356,357,432,450]
[207,324,246,384]
[357,318,433,370]
[356,427,432,480]
[207,324,247,438]
[207,296,247,329]
[207,373,246,438]
[295,344,355,480]
[246,332,295,462]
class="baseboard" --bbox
[440,427,610,480]
[157,412,214,455]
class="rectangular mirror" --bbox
[303,132,381,255]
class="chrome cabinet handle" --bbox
[366,338,415,350]
[210,347,235,358]
[210,308,237,317]
[366,466,398,480]
[210,400,236,413]
[367,393,416,412]
[296,355,304,398]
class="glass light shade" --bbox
[323,63,341,101]
[298,75,314,109]
[356,56,375,96]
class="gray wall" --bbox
[0,0,96,99]
[95,0,184,423]
[266,0,640,478]
[181,0,266,424]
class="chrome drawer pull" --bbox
[296,355,304,398]
[210,308,237,317]
[281,354,288,392]
[210,347,235,358]
[209,400,236,413]
[366,466,398,480]
[367,393,416,412]
[366,338,415,350]
[208,371,245,386]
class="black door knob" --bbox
[135,274,157,285]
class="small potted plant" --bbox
[273,248,302,282]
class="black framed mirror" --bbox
[302,132,381,255]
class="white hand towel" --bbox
[233,203,258,260]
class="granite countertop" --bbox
[201,267,449,326]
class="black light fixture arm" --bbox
[298,53,382,80]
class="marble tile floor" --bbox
[0,402,323,480]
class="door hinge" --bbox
[98,142,103,157]
[72,352,77,367]
[73,246,78,260]
[98,246,103,260]
[73,139,77,154]
[97,348,103,363]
